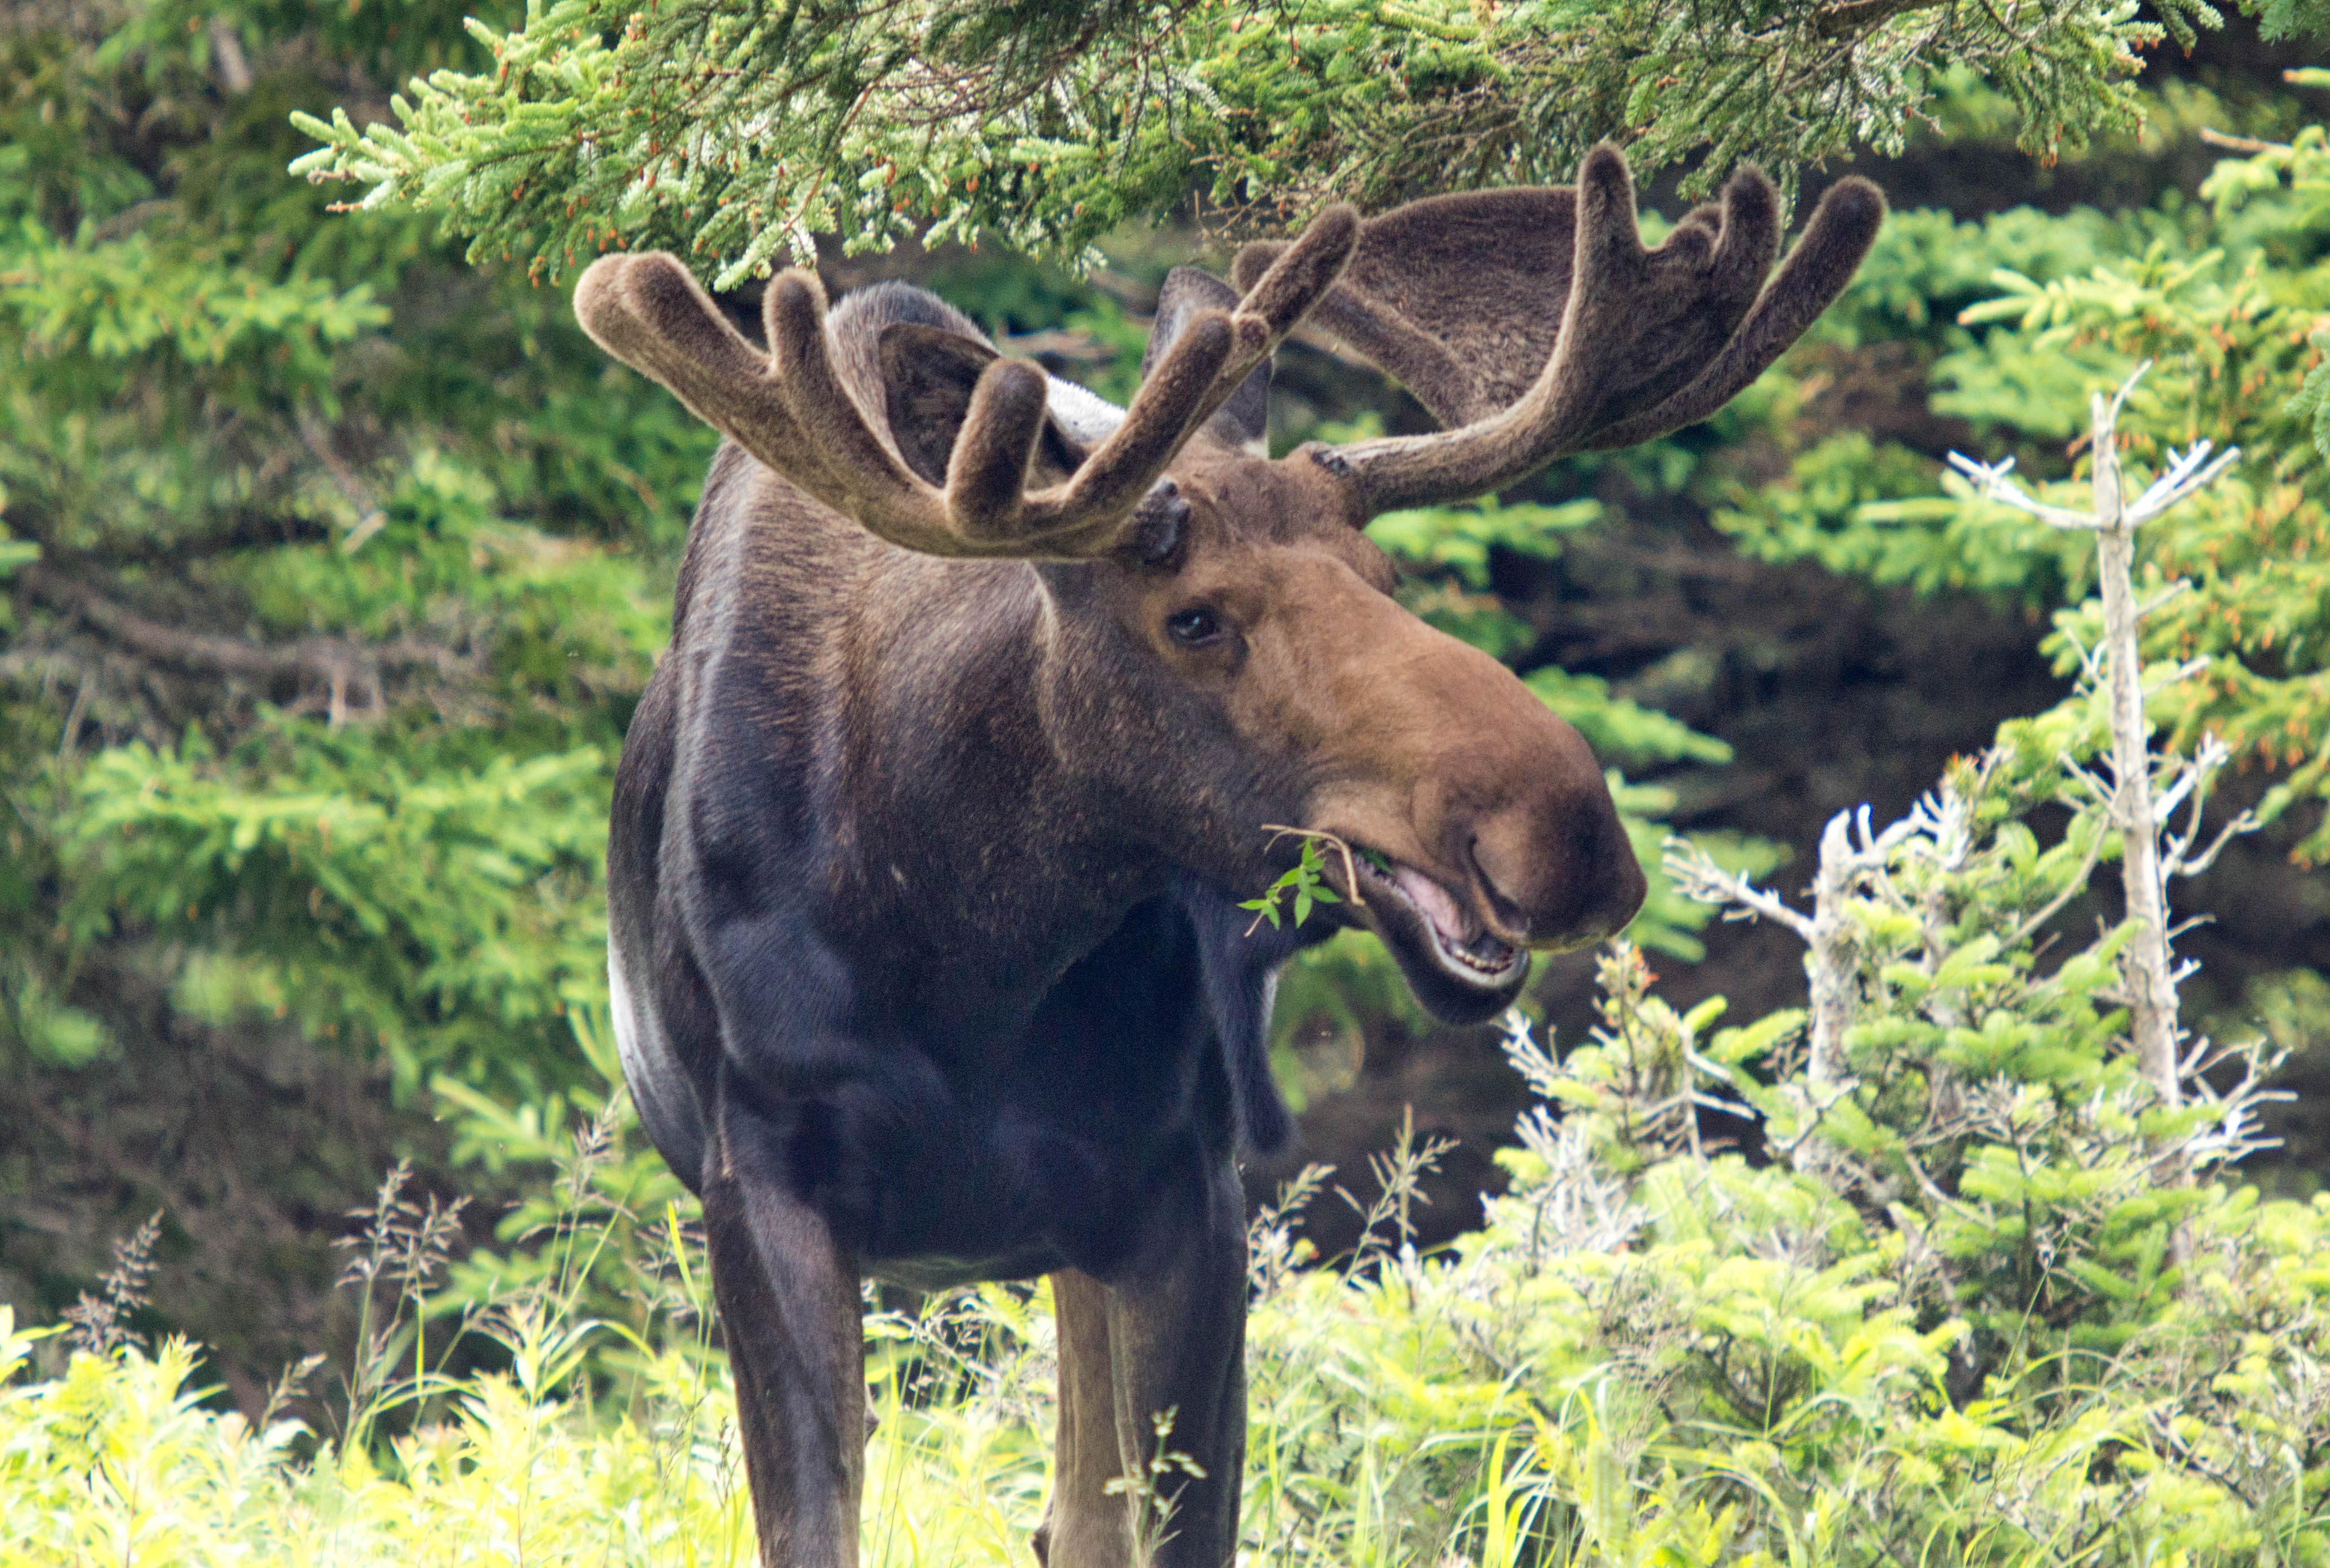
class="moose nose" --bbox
[1467,772,1646,952]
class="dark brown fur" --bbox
[583,148,1882,1568]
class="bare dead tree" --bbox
[1947,364,2252,1124]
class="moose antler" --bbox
[575,209,1359,558]
[1237,147,1884,515]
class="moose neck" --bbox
[822,550,1276,1038]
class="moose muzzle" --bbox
[1297,595,1647,1022]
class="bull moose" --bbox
[579,147,1881,1568]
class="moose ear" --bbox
[1145,267,1270,454]
[879,324,1002,486]
[1233,187,1580,429]
[879,323,1094,488]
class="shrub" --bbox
[8,989,2328,1566]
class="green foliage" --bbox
[25,15,2330,1518]
[1716,112,2330,862]
[1368,497,1602,593]
[2260,0,2330,39]
[0,1301,756,1566]
[10,9,2327,1565]
[1678,752,2245,1332]
[68,729,610,1099]
[2,5,1779,1349]
[5,896,2323,1567]
[1528,670,1733,768]
[0,486,2313,1543]
[1240,832,1348,933]
[0,0,708,1132]
[285,0,2212,285]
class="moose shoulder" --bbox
[581,148,1882,1568]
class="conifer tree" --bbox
[293,0,2253,285]
[0,0,709,1384]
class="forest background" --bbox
[10,0,2330,1449]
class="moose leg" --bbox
[1103,1157,1249,1568]
[706,1087,866,1568]
[1034,1269,1137,1568]
[1037,1157,1249,1568]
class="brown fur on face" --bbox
[1078,433,1643,1022]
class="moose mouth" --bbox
[1340,843,1528,1013]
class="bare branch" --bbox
[2060,759,2115,811]
[1945,451,2097,530]
[2200,126,2288,154]
[2164,805,2257,881]
[19,563,468,726]
[2126,440,2241,525]
[1660,837,1817,940]
[2151,759,2208,829]
[2101,358,2150,442]
[1952,365,2248,1199]
[2136,579,2194,619]
[2054,624,2104,688]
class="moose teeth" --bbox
[1443,929,1518,973]
[1353,847,1520,980]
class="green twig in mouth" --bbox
[1240,825,1365,937]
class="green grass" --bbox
[10,1002,2330,1568]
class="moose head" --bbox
[580,149,1882,1035]
[582,147,1882,1568]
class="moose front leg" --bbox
[1036,1269,1137,1568]
[1037,1157,1249,1568]
[706,1080,867,1568]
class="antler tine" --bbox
[762,269,993,555]
[577,253,982,554]
[1032,203,1359,551]
[574,253,811,474]
[581,253,1051,557]
[1312,149,1657,512]
[771,267,1248,558]
[764,263,1246,556]
[944,357,1054,543]
[577,202,1359,560]
[1223,203,1360,379]
[1034,311,1235,550]
[1584,176,1882,450]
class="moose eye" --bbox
[1165,606,1223,646]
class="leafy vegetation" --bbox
[6,871,2321,1566]
[17,2,2330,1562]
[0,0,700,1104]
[1718,78,2330,866]
[3,0,1792,1375]
[0,0,710,1381]
[289,0,2246,284]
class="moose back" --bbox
[580,148,1881,1568]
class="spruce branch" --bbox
[20,563,473,727]
[289,0,2175,282]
